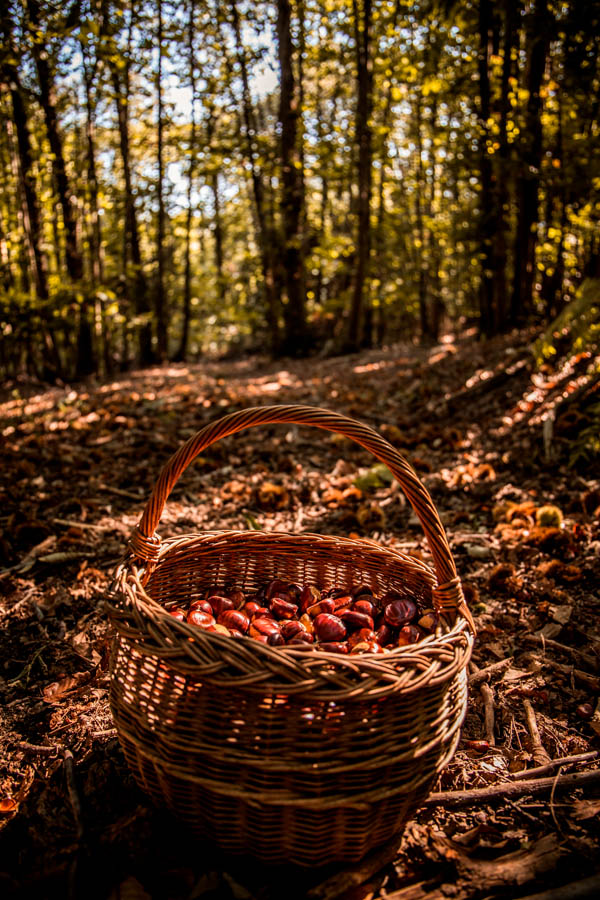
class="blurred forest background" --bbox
[0,0,599,381]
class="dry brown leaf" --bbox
[42,671,93,703]
[572,798,600,820]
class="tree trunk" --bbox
[347,0,374,351]
[230,0,281,353]
[155,0,167,360]
[277,0,307,354]
[477,0,495,337]
[108,3,153,367]
[510,0,550,324]
[175,0,198,362]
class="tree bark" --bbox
[510,0,550,324]
[277,0,308,354]
[175,0,199,362]
[107,1,153,366]
[477,0,494,337]
[229,0,281,353]
[155,0,167,361]
[347,0,374,351]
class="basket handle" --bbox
[129,405,473,625]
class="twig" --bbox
[91,728,117,739]
[480,683,496,746]
[15,741,64,754]
[63,749,84,840]
[510,750,598,781]
[523,634,599,673]
[424,768,600,808]
[513,872,600,900]
[98,482,144,501]
[523,698,552,767]
[469,657,513,686]
[543,659,600,692]
[52,517,125,534]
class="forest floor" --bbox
[1,328,599,900]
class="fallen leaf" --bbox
[572,798,600,820]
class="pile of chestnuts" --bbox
[167,579,439,654]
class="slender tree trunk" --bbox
[277,0,307,354]
[347,0,374,351]
[155,0,167,360]
[477,0,494,337]
[211,172,225,303]
[510,0,550,324]
[175,0,198,362]
[414,87,429,340]
[230,0,281,352]
[108,4,153,366]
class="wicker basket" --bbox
[108,405,474,867]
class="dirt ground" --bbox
[1,329,599,899]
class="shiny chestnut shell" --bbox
[168,607,186,621]
[270,596,299,620]
[340,610,374,632]
[397,624,420,646]
[218,609,250,633]
[187,609,215,628]
[319,641,349,654]
[306,598,335,618]
[313,613,347,642]
[383,598,417,628]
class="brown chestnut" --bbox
[187,609,215,628]
[348,628,377,648]
[340,610,374,631]
[228,589,245,609]
[306,598,335,618]
[397,624,420,646]
[242,601,262,617]
[418,610,438,631]
[267,631,285,647]
[299,613,314,635]
[384,598,417,628]
[208,594,235,616]
[218,609,250,633]
[266,578,289,600]
[189,599,214,615]
[270,596,299,619]
[288,631,314,645]
[374,622,394,646]
[207,623,231,636]
[249,617,281,639]
[299,584,321,612]
[314,613,347,642]
[353,598,375,617]
[281,620,305,641]
[287,583,302,602]
[319,641,349,654]
[169,608,186,621]
[350,640,384,654]
[353,584,373,599]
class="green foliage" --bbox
[534,279,600,365]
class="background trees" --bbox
[0,0,598,380]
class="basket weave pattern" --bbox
[108,406,474,866]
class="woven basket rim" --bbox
[109,529,473,697]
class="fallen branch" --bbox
[469,657,513,686]
[480,683,496,746]
[543,659,600,693]
[523,635,599,673]
[424,767,600,809]
[15,741,64,754]
[523,698,552,767]
[63,749,84,840]
[510,750,598,781]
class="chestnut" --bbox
[299,584,321,613]
[313,613,347,642]
[228,589,245,609]
[348,628,377,648]
[287,583,302,602]
[353,598,375,617]
[353,584,373,599]
[169,608,186,621]
[189,599,213,615]
[281,620,305,641]
[299,613,314,635]
[208,594,235,616]
[333,594,353,611]
[397,624,420,646]
[350,640,384,654]
[267,631,285,647]
[288,631,314,645]
[187,609,215,628]
[319,642,349,654]
[384,598,417,628]
[266,578,289,600]
[249,617,281,639]
[340,610,374,632]
[270,596,299,619]
[218,609,250,633]
[374,622,394,646]
[229,628,245,639]
[242,601,262,617]
[306,598,335,618]
[207,623,231,636]
[418,610,438,631]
